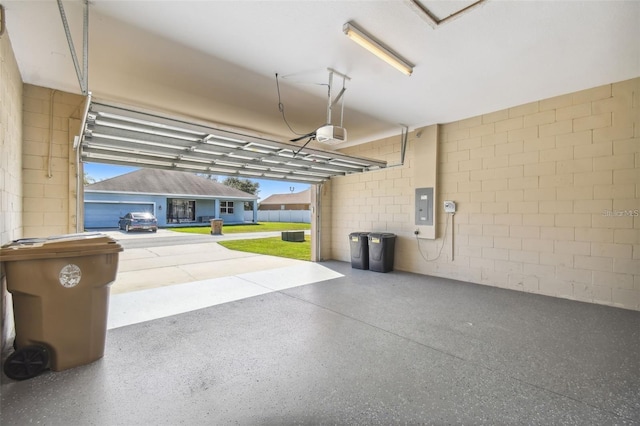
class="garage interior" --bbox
[1,1,639,424]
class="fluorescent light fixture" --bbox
[343,22,413,76]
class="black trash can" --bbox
[368,233,396,273]
[349,232,370,270]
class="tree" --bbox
[222,177,260,196]
[83,171,96,185]
[223,177,260,209]
[196,173,218,182]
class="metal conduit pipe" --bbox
[47,90,58,179]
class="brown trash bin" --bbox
[210,218,223,235]
[1,233,123,374]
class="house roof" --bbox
[260,189,311,206]
[85,169,257,199]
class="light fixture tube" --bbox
[343,22,413,76]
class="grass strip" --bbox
[218,236,310,261]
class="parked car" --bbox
[118,212,158,232]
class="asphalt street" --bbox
[115,233,214,249]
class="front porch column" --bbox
[214,199,220,219]
[252,200,258,223]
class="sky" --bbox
[84,163,310,202]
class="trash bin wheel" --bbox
[4,345,49,381]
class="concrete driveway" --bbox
[102,229,308,294]
[102,229,341,329]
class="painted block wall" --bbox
[327,77,640,311]
[220,201,246,223]
[22,85,84,237]
[194,199,216,221]
[0,34,23,245]
[0,31,23,355]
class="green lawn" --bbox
[172,222,310,235]
[218,236,311,261]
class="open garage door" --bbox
[78,98,387,182]
[77,97,387,260]
[85,201,154,229]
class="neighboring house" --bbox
[250,189,311,223]
[259,189,310,211]
[84,169,258,228]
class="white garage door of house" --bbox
[85,202,154,229]
[78,98,387,182]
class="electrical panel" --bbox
[415,187,434,226]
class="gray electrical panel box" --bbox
[415,187,434,226]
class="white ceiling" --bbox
[4,0,639,147]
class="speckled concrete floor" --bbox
[2,261,639,425]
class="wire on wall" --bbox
[47,90,59,179]
[451,213,455,261]
[416,212,452,262]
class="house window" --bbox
[167,199,195,223]
[220,201,234,214]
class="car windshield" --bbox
[131,213,154,219]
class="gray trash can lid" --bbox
[349,232,369,241]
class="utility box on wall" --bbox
[415,187,434,226]
[413,125,439,239]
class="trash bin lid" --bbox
[368,232,396,243]
[349,231,369,237]
[0,232,123,262]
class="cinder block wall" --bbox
[0,31,23,355]
[22,85,85,237]
[326,77,640,311]
[0,33,23,245]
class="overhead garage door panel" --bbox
[79,98,387,183]
[85,202,153,228]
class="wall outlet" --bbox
[443,200,456,213]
